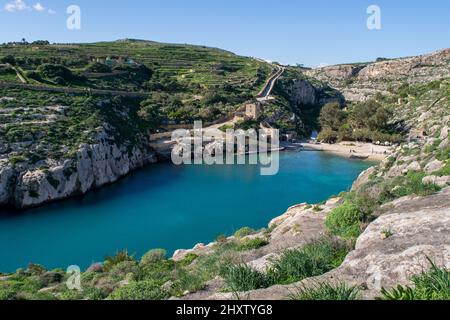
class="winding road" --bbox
[257,64,285,101]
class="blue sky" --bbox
[0,0,449,67]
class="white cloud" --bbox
[4,0,30,12]
[4,1,56,14]
[317,62,329,68]
[33,2,45,12]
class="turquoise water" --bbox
[0,151,373,272]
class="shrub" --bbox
[86,62,112,73]
[109,261,139,281]
[234,227,256,239]
[267,237,350,285]
[291,282,360,300]
[108,280,169,300]
[381,261,450,300]
[317,128,338,144]
[235,238,268,251]
[177,253,198,267]
[24,70,42,82]
[170,268,206,296]
[221,264,269,292]
[215,234,227,243]
[435,147,450,162]
[0,286,17,300]
[325,202,364,239]
[140,249,167,266]
[104,250,135,272]
[139,259,175,283]
[406,172,441,196]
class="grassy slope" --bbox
[0,40,273,167]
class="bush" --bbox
[291,282,360,300]
[24,70,42,82]
[177,253,198,267]
[235,238,268,251]
[140,249,167,266]
[109,261,139,281]
[393,172,441,198]
[139,259,175,283]
[108,280,169,300]
[317,128,338,143]
[234,227,256,239]
[0,286,17,300]
[86,62,112,73]
[325,202,364,239]
[267,237,350,285]
[381,261,450,300]
[104,250,135,272]
[221,264,269,292]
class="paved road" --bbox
[257,65,285,101]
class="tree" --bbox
[138,101,162,128]
[319,102,346,131]
[352,100,391,131]
[0,55,16,65]
[317,128,338,144]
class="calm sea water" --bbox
[0,151,373,272]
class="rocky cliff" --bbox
[305,48,450,102]
[0,128,156,208]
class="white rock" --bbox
[424,160,444,174]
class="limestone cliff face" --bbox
[0,165,14,204]
[0,129,157,209]
[281,78,344,106]
[305,48,450,102]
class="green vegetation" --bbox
[220,236,351,292]
[234,227,256,239]
[263,68,343,137]
[433,160,450,177]
[317,100,402,144]
[221,264,270,292]
[266,237,351,285]
[381,261,450,300]
[109,280,169,300]
[379,171,442,203]
[234,238,268,251]
[291,282,360,300]
[0,40,271,125]
[325,193,376,239]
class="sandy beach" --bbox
[301,141,393,161]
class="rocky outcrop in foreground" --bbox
[200,188,450,300]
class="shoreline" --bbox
[300,141,392,161]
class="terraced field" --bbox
[0,40,277,170]
[0,40,272,93]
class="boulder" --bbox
[440,126,449,140]
[406,161,421,172]
[422,175,450,188]
[424,160,444,174]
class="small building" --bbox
[244,103,262,120]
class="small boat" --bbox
[350,154,369,160]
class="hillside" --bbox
[0,40,276,208]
